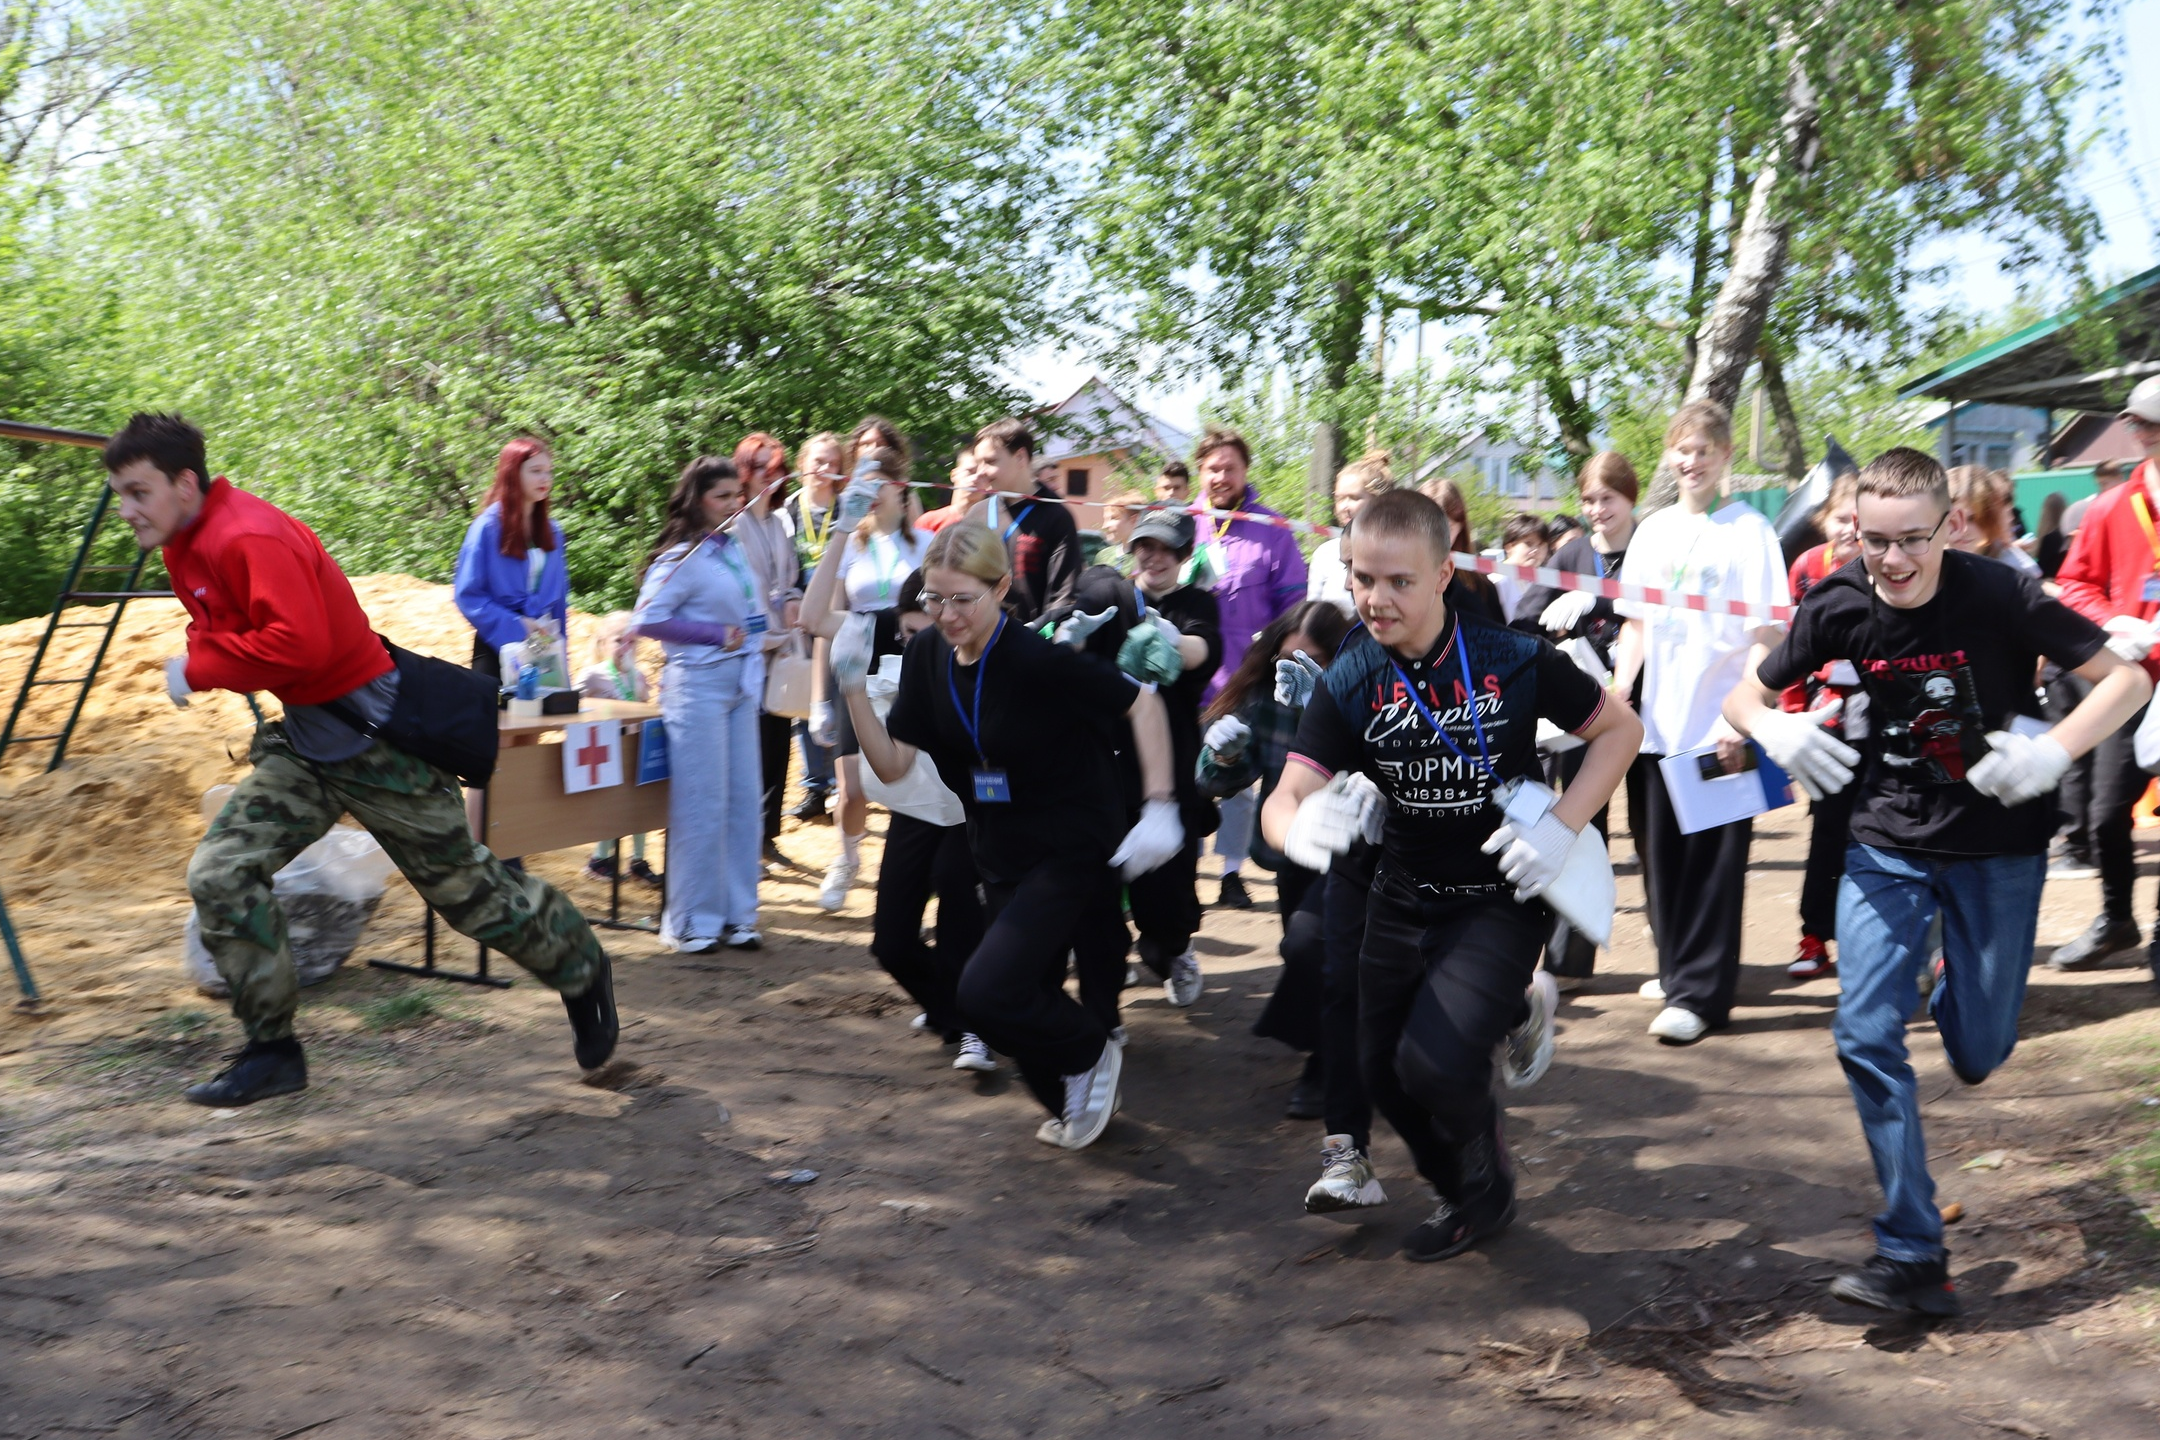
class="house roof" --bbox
[1036,376,1192,464]
[1897,264,2160,411]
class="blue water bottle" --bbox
[516,662,540,701]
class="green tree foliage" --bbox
[67,0,1059,609]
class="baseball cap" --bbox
[1127,503,1196,554]
[2121,375,2160,424]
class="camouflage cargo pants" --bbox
[189,724,604,1042]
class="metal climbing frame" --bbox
[0,886,34,1004]
[0,419,176,773]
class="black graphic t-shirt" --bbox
[1758,549,2106,858]
[1289,612,1606,893]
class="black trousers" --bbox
[962,854,1119,1115]
[1322,842,1378,1150]
[2044,671,2096,861]
[758,709,792,844]
[1254,867,1325,1053]
[1639,757,1753,1026]
[2093,700,2151,925]
[1128,836,1202,979]
[872,814,984,1040]
[1799,784,1859,941]
[1360,867,1544,1194]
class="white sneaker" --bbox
[1500,971,1559,1089]
[1126,963,1142,987]
[723,925,761,950]
[1035,1117,1066,1146]
[1164,950,1204,1007]
[952,1034,998,1072]
[910,1012,930,1031]
[1638,977,1666,1001]
[1304,1134,1388,1215]
[1057,1041,1124,1150]
[1648,1005,1708,1044]
[818,858,858,912]
[1108,1025,1128,1047]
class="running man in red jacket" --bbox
[106,413,618,1106]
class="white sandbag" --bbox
[859,656,965,828]
[182,824,398,997]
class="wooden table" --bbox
[370,699,670,987]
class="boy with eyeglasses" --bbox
[1723,447,2147,1317]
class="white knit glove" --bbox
[1750,699,1862,801]
[1274,651,1324,707]
[1539,590,1595,635]
[1147,613,1184,649]
[835,469,884,530]
[1202,715,1251,764]
[163,655,193,708]
[1282,773,1386,870]
[2103,613,2160,665]
[1479,810,1579,900]
[1966,729,2072,807]
[809,699,838,748]
[830,612,876,692]
[1054,607,1116,649]
[1110,797,1185,879]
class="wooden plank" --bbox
[498,697,663,743]
[480,727,668,858]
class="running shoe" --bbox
[1499,971,1559,1089]
[1647,1005,1707,1044]
[1637,977,1666,1001]
[1125,963,1143,987]
[723,925,762,951]
[1829,1253,1961,1317]
[1057,1041,1124,1150]
[583,855,618,882]
[1401,1191,1517,1262]
[2046,848,2099,881]
[1285,1056,1325,1119]
[2048,915,2142,971]
[628,858,662,888]
[1035,1117,1066,1146]
[183,1037,308,1107]
[1789,933,1835,980]
[786,789,831,823]
[818,858,858,913]
[1303,1134,1388,1215]
[952,1034,998,1072]
[910,1012,931,1031]
[1215,873,1253,910]
[1165,950,1204,1007]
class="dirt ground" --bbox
[4,585,2160,1438]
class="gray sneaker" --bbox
[1165,950,1204,1007]
[2048,915,2142,971]
[1057,1040,1124,1150]
[1304,1134,1388,1215]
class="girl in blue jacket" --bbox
[455,437,571,675]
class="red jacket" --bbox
[2056,460,2160,682]
[163,478,394,705]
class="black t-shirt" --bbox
[1132,582,1223,833]
[1757,549,2106,858]
[886,619,1138,883]
[1509,533,1625,661]
[967,484,1082,624]
[1290,611,1606,893]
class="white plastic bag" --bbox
[183,826,399,996]
[858,656,965,828]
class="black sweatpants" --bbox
[962,853,1119,1115]
[1639,756,1753,1026]
[759,709,793,844]
[1253,868,1324,1052]
[1799,784,1859,942]
[1322,842,1378,1150]
[1128,835,1201,980]
[2093,700,2151,928]
[1360,867,1545,1196]
[871,813,983,1040]
[2044,670,2095,861]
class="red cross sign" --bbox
[561,720,624,794]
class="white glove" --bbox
[1539,590,1595,635]
[1054,607,1116,649]
[1479,810,1580,900]
[1111,797,1185,879]
[1749,699,1862,801]
[830,612,876,692]
[163,655,193,708]
[1147,613,1184,649]
[835,472,884,531]
[1202,715,1251,764]
[1966,729,2072,807]
[810,699,838,748]
[1274,650,1324,707]
[1282,773,1386,870]
[2103,613,2160,665]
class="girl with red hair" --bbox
[454,437,570,674]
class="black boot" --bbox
[184,1037,308,1107]
[1402,1118,1516,1262]
[1285,1052,1326,1120]
[1216,873,1253,910]
[1830,1253,1961,1317]
[563,953,619,1070]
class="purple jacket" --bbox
[1202,484,1310,700]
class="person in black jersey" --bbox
[966,417,1082,624]
[1262,490,1644,1262]
[842,521,1185,1150]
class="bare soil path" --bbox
[4,799,2159,1439]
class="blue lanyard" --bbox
[990,493,1033,544]
[1383,624,1497,783]
[945,616,1006,763]
[1133,583,1148,617]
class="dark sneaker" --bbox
[184,1038,307,1107]
[1829,1253,1961,1317]
[1788,933,1834,980]
[786,790,831,824]
[2047,915,2141,971]
[1285,1057,1325,1120]
[1215,873,1253,910]
[628,858,662,888]
[1402,1189,1517,1262]
[562,953,619,1071]
[583,855,618,882]
[2046,851,2099,881]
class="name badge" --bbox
[972,769,1011,804]
[744,613,770,636]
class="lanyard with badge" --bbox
[711,533,768,640]
[868,532,906,601]
[986,493,1034,546]
[1381,624,1546,826]
[947,615,1011,802]
[2131,490,2160,604]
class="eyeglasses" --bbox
[1857,513,1947,557]
[919,591,986,614]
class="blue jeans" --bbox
[1833,843,2042,1261]
[794,717,834,795]
[1215,785,1255,869]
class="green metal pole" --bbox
[0,888,36,1004]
